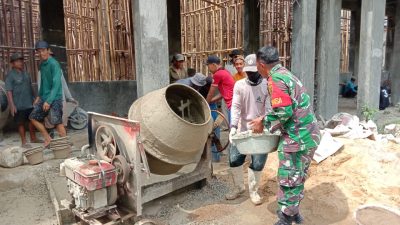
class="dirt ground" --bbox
[0,107,400,225]
[141,138,400,225]
[0,159,59,225]
[0,129,87,225]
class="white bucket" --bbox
[231,130,279,154]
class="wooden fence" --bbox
[180,0,244,74]
[63,0,135,82]
[0,0,41,82]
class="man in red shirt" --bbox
[205,55,235,122]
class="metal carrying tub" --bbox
[23,147,44,165]
[231,130,279,154]
[354,205,400,225]
[24,147,44,165]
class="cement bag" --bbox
[0,146,24,168]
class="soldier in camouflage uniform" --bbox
[250,46,321,225]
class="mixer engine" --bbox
[64,158,118,211]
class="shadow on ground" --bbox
[266,182,350,225]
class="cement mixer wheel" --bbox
[112,155,130,184]
[95,125,117,162]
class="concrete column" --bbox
[356,0,386,113]
[291,0,317,105]
[133,0,170,97]
[315,0,342,119]
[390,2,400,105]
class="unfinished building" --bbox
[176,0,397,119]
[0,0,398,119]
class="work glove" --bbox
[229,127,237,144]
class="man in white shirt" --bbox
[226,54,272,205]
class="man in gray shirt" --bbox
[5,53,40,147]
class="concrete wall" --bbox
[133,0,170,97]
[315,0,342,119]
[356,0,386,113]
[291,0,317,105]
[68,81,137,116]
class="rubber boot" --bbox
[248,168,263,205]
[225,166,245,200]
[274,210,294,225]
[293,213,304,224]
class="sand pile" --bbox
[143,136,400,225]
[260,137,400,224]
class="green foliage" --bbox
[361,105,378,121]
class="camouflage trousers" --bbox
[277,147,316,216]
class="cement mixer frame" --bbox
[72,112,212,224]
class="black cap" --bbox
[10,53,24,62]
[229,49,242,58]
[35,41,49,50]
[205,55,221,65]
[257,46,280,64]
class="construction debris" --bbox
[323,112,375,140]
[313,132,343,163]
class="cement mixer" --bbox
[128,83,213,174]
[62,84,214,225]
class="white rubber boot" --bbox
[225,166,245,200]
[248,168,263,205]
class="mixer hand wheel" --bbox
[95,125,117,162]
[211,110,230,152]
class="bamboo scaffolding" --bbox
[63,0,135,82]
[340,10,351,73]
[180,0,244,74]
[259,0,292,69]
[0,0,41,82]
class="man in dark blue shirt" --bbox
[343,78,357,98]
[5,53,40,147]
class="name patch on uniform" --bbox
[268,77,292,108]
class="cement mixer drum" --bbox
[129,84,212,175]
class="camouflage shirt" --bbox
[264,64,320,152]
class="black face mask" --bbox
[246,71,262,85]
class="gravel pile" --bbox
[148,177,232,224]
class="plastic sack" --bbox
[0,146,24,168]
